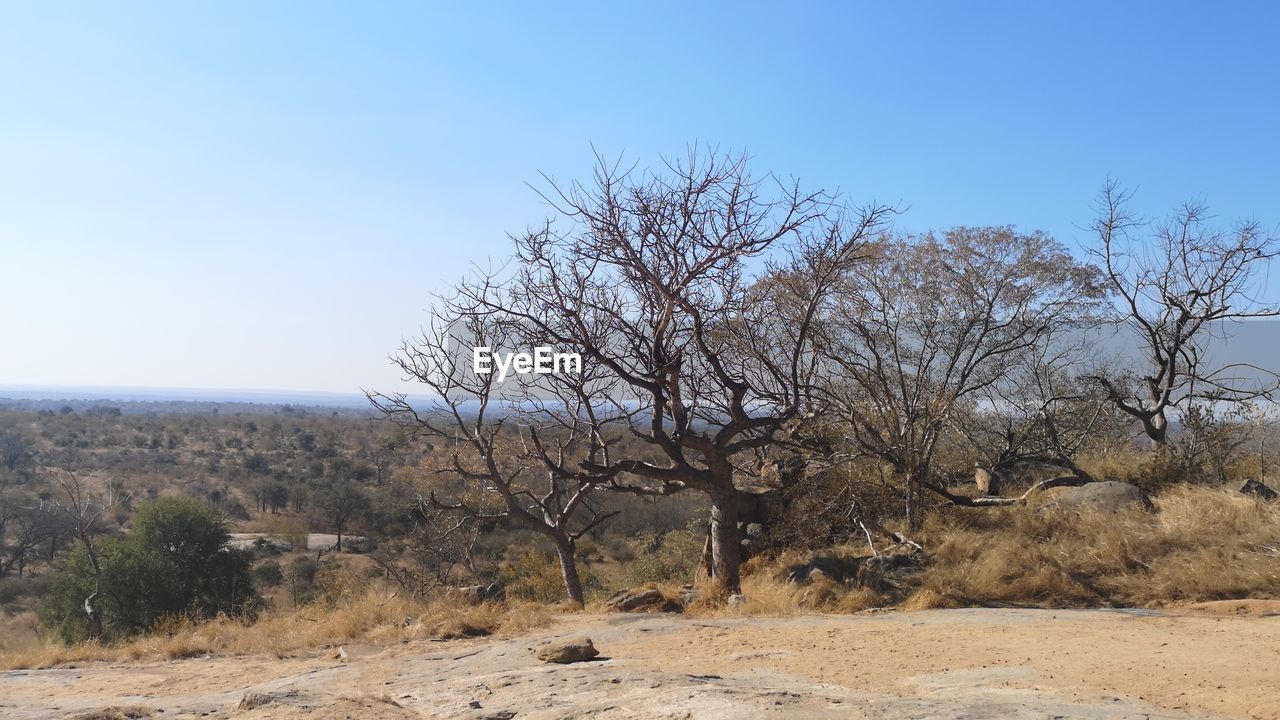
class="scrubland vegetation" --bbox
[3,151,1279,668]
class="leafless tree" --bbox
[369,303,617,605]
[380,149,891,592]
[457,150,893,592]
[954,330,1130,489]
[0,493,56,578]
[364,498,482,598]
[815,227,1105,526]
[47,469,127,640]
[1089,181,1280,445]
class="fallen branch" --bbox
[924,475,1091,508]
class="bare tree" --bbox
[1089,181,1280,445]
[313,480,369,552]
[1,432,28,472]
[379,149,891,592]
[815,227,1105,526]
[369,305,617,605]
[954,330,1130,490]
[48,470,127,641]
[456,150,892,592]
[0,493,55,578]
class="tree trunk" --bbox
[552,534,584,606]
[1143,409,1169,446]
[78,531,104,641]
[708,492,742,593]
[902,469,927,532]
[84,590,102,641]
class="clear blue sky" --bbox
[1,2,1276,395]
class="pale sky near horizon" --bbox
[1,2,1278,395]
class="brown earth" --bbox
[2,605,1277,719]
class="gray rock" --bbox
[1239,478,1279,501]
[604,587,682,613]
[1048,481,1153,512]
[535,638,599,664]
[237,690,300,711]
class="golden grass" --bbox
[0,587,553,670]
[0,609,43,658]
[686,548,889,618]
[693,484,1279,615]
[912,483,1280,608]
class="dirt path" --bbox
[1,606,1277,719]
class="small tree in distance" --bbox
[314,480,369,552]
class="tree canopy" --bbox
[40,496,255,642]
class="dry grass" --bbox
[0,609,44,658]
[68,707,152,720]
[695,484,1279,616]
[0,586,553,670]
[911,483,1280,608]
[686,549,890,618]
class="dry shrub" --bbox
[0,585,551,670]
[913,484,1280,608]
[69,708,151,720]
[900,587,958,610]
[259,515,309,550]
[696,484,1278,615]
[689,547,889,617]
[498,601,554,634]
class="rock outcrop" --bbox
[1045,481,1153,513]
[535,638,599,664]
[604,587,682,613]
[1238,478,1279,501]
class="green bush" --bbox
[252,560,284,587]
[39,496,257,642]
[622,528,703,587]
[498,545,605,602]
[498,546,566,603]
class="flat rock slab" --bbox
[2,608,1276,719]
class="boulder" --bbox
[535,638,599,664]
[604,587,682,613]
[237,690,300,711]
[1239,478,1279,501]
[1048,481,1153,512]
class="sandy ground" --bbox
[1,603,1277,720]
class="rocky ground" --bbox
[2,602,1278,720]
